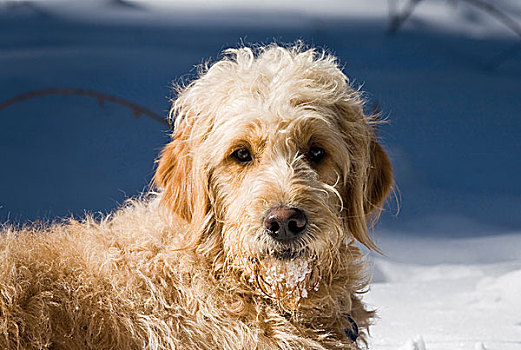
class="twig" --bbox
[0,88,169,127]
[460,0,521,39]
[388,0,423,34]
[388,0,521,40]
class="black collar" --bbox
[344,314,359,342]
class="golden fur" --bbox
[0,44,392,349]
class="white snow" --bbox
[262,257,313,289]
[256,256,319,303]
[398,336,426,350]
[367,230,521,349]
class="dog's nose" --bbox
[263,207,307,242]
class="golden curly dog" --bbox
[0,44,392,349]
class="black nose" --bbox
[263,207,307,242]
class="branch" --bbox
[460,0,521,39]
[0,88,169,127]
[388,0,423,34]
[388,0,521,41]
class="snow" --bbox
[1,0,520,348]
[398,336,426,350]
[254,256,320,308]
[262,258,314,290]
[368,231,521,349]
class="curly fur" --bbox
[0,43,392,349]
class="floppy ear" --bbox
[333,98,393,249]
[153,122,208,224]
[344,138,392,251]
[364,140,393,216]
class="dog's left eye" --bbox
[231,148,253,163]
[307,146,326,163]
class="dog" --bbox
[0,43,392,349]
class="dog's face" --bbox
[155,45,392,310]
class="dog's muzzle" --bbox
[263,206,307,243]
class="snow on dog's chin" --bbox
[249,255,321,312]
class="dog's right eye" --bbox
[307,146,326,164]
[231,148,253,164]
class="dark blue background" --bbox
[1,9,520,236]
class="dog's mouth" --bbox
[272,247,305,260]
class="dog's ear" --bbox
[334,96,393,250]
[343,137,392,251]
[153,121,208,225]
[365,140,393,216]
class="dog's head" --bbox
[154,44,392,310]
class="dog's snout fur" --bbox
[263,206,307,242]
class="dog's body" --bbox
[0,44,392,349]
